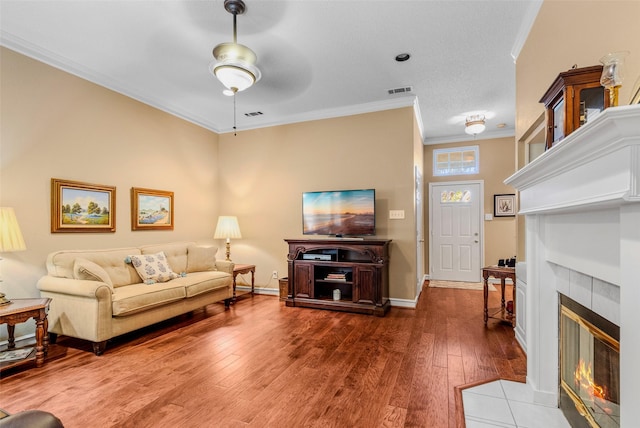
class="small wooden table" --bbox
[482,266,516,327]
[0,298,51,370]
[232,264,255,301]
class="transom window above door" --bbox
[433,145,479,176]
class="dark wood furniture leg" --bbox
[34,315,46,367]
[483,271,489,324]
[7,324,16,349]
[92,341,107,356]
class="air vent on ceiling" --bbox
[387,86,413,95]
[244,111,263,117]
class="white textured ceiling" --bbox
[0,0,542,144]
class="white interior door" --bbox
[429,181,483,282]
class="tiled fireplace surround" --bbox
[505,105,640,425]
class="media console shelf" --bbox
[285,239,391,316]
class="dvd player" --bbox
[302,254,332,261]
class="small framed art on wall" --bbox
[494,194,516,217]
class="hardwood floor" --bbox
[0,283,525,427]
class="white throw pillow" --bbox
[129,252,179,284]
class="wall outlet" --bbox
[272,270,278,279]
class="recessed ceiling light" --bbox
[395,53,411,62]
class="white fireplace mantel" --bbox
[505,104,640,424]
[507,104,640,216]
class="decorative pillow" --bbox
[73,258,113,287]
[186,245,218,273]
[129,252,179,284]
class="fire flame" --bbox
[574,358,609,402]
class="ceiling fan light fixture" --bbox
[210,0,261,93]
[465,114,486,135]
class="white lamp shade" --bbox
[211,42,261,92]
[0,207,27,252]
[214,65,256,92]
[214,216,242,240]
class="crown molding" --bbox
[218,96,419,134]
[423,128,515,146]
[1,32,226,134]
[510,0,543,62]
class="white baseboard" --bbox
[236,285,279,296]
[388,297,417,309]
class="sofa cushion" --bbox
[73,258,113,287]
[172,271,231,297]
[129,252,179,284]
[112,281,186,316]
[46,247,142,288]
[186,245,218,273]
[140,242,189,274]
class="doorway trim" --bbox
[428,179,485,282]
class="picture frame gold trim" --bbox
[131,187,174,231]
[51,178,116,233]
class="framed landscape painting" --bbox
[494,194,516,217]
[51,178,116,233]
[131,187,174,230]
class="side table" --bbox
[232,264,256,301]
[0,298,51,370]
[482,266,516,327]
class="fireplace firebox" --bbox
[559,294,620,427]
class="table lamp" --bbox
[0,207,27,305]
[214,216,242,261]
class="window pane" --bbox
[433,146,479,176]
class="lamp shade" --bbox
[0,207,26,252]
[211,43,261,93]
[214,216,242,240]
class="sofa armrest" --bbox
[37,276,113,299]
[215,260,234,274]
[37,276,114,343]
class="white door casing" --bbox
[429,181,483,282]
[415,166,425,297]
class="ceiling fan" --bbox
[210,0,261,96]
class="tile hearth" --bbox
[463,380,569,427]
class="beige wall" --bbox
[1,47,221,337]
[216,107,420,301]
[514,0,640,258]
[424,137,517,269]
[1,46,423,330]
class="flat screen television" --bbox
[302,189,375,236]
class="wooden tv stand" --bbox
[284,239,391,317]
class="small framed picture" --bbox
[51,178,116,233]
[131,187,174,230]
[494,194,516,217]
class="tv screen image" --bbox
[302,189,375,236]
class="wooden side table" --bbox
[482,266,516,327]
[232,264,255,301]
[0,298,51,370]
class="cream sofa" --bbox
[37,242,233,355]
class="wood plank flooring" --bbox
[0,283,525,427]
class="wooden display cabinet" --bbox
[285,239,391,316]
[540,65,609,150]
